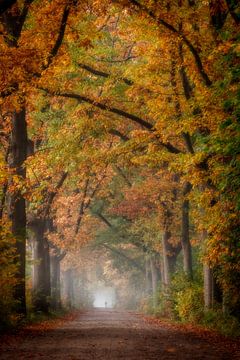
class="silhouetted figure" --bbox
[105,301,107,308]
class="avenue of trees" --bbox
[0,0,240,334]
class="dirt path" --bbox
[0,309,238,359]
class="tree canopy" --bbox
[0,0,240,334]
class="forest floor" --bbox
[0,309,240,359]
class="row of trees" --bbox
[0,0,240,327]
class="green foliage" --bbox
[150,290,175,319]
[26,308,68,324]
[0,222,19,331]
[144,272,204,322]
[173,282,204,323]
[144,270,240,336]
[202,309,240,337]
[203,38,240,313]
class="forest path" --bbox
[0,309,238,360]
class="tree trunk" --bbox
[181,198,193,278]
[150,255,160,295]
[145,256,152,294]
[201,228,215,309]
[162,230,171,288]
[162,228,182,289]
[63,268,74,309]
[31,218,51,313]
[204,264,214,309]
[50,254,61,310]
[0,183,8,220]
[8,109,28,315]
[150,255,160,308]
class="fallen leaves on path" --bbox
[141,314,240,359]
[25,311,80,332]
[0,311,81,349]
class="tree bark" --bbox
[8,109,28,315]
[145,256,152,294]
[162,226,182,290]
[50,254,61,310]
[201,228,215,309]
[150,255,159,295]
[181,198,193,278]
[150,255,160,308]
[31,218,51,313]
[170,49,194,279]
[63,268,74,309]
[204,264,214,309]
[50,249,65,310]
[162,229,171,288]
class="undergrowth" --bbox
[142,271,240,337]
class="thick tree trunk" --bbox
[181,198,193,278]
[8,109,28,315]
[31,218,51,313]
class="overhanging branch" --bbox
[41,88,182,154]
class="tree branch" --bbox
[75,170,107,235]
[41,88,182,154]
[58,91,154,129]
[108,129,130,141]
[114,166,132,187]
[102,243,145,273]
[78,63,133,85]
[127,0,212,87]
[96,212,113,228]
[75,178,90,235]
[44,171,68,218]
[226,0,240,25]
[42,3,71,71]
[0,1,72,97]
[0,0,18,15]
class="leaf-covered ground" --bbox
[0,309,239,359]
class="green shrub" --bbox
[141,287,176,319]
[168,271,204,322]
[174,284,204,322]
[202,309,240,337]
[0,221,19,331]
